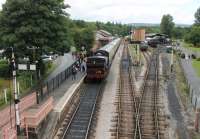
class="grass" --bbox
[0,61,56,109]
[174,54,190,109]
[0,78,12,109]
[129,44,142,64]
[0,72,36,109]
[182,42,200,52]
[43,61,56,79]
[192,59,200,77]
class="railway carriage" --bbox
[86,38,121,81]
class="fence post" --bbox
[53,78,55,90]
[17,82,20,95]
[195,108,200,132]
[65,69,67,80]
[57,75,59,87]
[4,89,7,104]
[47,82,49,95]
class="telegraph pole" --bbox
[27,46,40,104]
[11,48,20,135]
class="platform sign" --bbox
[30,64,36,71]
[18,64,27,70]
[18,64,36,71]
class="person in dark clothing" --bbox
[72,65,77,80]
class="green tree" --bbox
[0,0,71,59]
[160,14,175,37]
[195,6,200,25]
[172,27,190,39]
[72,27,94,51]
[185,26,200,46]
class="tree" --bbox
[160,14,175,37]
[0,0,71,59]
[172,27,190,39]
[72,27,95,51]
[195,6,200,25]
[185,26,200,46]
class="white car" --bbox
[42,55,53,62]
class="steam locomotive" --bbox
[85,38,121,81]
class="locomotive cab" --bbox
[86,56,109,80]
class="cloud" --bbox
[0,0,198,24]
[66,0,199,24]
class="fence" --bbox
[37,60,79,101]
[177,55,200,110]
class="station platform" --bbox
[95,44,124,139]
[40,72,85,139]
[0,70,85,139]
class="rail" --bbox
[61,83,103,139]
[116,45,137,138]
[136,49,161,139]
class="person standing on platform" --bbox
[72,65,77,80]
[81,59,87,73]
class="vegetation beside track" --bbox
[183,42,200,52]
[129,44,144,65]
[0,61,55,109]
[174,54,190,109]
[192,59,200,77]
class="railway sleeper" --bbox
[120,119,135,123]
[118,131,135,136]
[68,129,87,134]
[70,124,88,130]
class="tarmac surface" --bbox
[46,53,75,82]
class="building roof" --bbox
[95,30,113,41]
[146,33,168,38]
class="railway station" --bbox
[0,0,200,139]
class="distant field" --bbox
[183,42,200,52]
[192,60,200,77]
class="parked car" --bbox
[41,55,53,62]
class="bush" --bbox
[45,61,53,70]
[0,61,10,78]
[0,60,8,64]
[197,57,200,61]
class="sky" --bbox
[0,0,199,24]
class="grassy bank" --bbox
[0,61,55,109]
[183,42,200,52]
[0,79,12,109]
[129,44,143,64]
[174,54,189,109]
[192,59,200,77]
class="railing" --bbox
[38,60,79,101]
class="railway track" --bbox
[60,83,103,139]
[116,46,165,139]
[116,45,137,138]
[136,49,164,139]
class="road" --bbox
[46,53,75,82]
